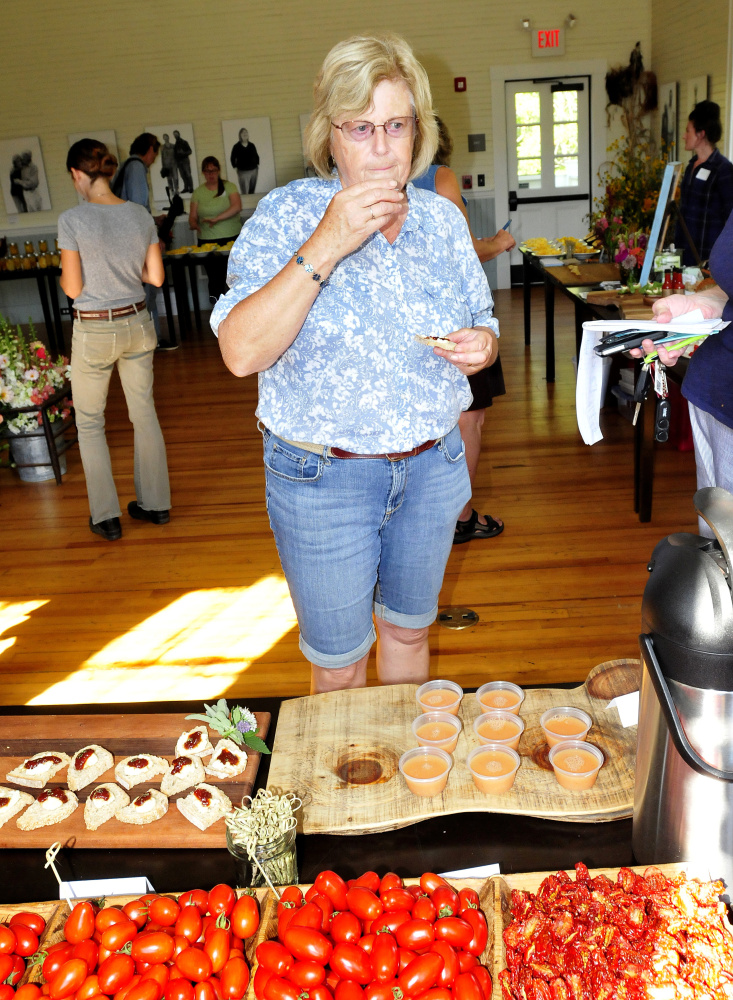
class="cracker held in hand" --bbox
[68,745,114,791]
[84,783,130,831]
[6,751,71,789]
[414,335,457,351]
[17,788,79,830]
[177,783,233,830]
[115,755,168,790]
[205,739,248,779]
[116,789,168,825]
[160,754,206,796]
[0,786,34,828]
[174,726,213,758]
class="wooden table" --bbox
[0,694,637,903]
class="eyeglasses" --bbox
[332,117,417,142]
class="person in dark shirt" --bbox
[675,100,733,265]
[230,128,259,194]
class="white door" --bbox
[505,78,591,270]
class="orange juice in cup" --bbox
[475,681,524,715]
[416,680,463,715]
[466,744,520,794]
[540,707,591,747]
[473,710,524,750]
[549,740,603,790]
[399,746,452,797]
[412,712,462,753]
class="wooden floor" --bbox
[0,289,698,706]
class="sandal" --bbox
[453,509,504,544]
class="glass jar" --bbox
[38,239,48,253]
[51,250,60,267]
[226,826,298,888]
[8,242,19,258]
[24,240,34,256]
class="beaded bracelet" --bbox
[292,251,329,288]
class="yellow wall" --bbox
[1,1,653,234]
[651,0,730,155]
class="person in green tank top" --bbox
[189,156,243,302]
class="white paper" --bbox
[59,876,154,901]
[576,326,609,445]
[696,168,711,181]
[439,863,501,878]
[606,690,639,727]
[581,312,728,335]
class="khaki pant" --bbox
[70,310,171,523]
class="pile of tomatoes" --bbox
[2,886,260,1000]
[0,910,48,1000]
[254,871,491,1000]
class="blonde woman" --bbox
[212,35,498,694]
[59,139,171,541]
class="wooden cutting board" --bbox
[545,262,621,286]
[267,659,640,835]
[491,862,693,1000]
[0,712,269,848]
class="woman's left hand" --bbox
[433,326,497,374]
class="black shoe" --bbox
[155,341,179,351]
[89,516,122,541]
[128,501,170,525]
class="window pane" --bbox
[518,158,542,189]
[517,124,541,159]
[555,156,578,187]
[553,90,577,123]
[554,122,578,157]
[515,92,540,124]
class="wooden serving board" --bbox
[266,659,640,835]
[491,862,691,1000]
[544,262,620,286]
[0,712,270,849]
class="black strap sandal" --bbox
[453,509,504,544]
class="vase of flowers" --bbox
[0,315,72,482]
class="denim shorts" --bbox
[262,424,471,669]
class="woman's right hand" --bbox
[307,179,405,265]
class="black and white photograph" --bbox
[222,117,276,196]
[68,130,118,203]
[687,76,709,112]
[659,81,678,160]
[299,112,317,178]
[0,135,52,215]
[144,122,198,206]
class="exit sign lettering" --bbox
[532,26,565,57]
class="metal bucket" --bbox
[6,422,67,482]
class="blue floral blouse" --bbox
[210,177,498,452]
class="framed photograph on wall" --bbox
[68,131,119,203]
[659,82,678,160]
[144,123,197,207]
[687,76,709,113]
[222,117,276,196]
[0,136,52,215]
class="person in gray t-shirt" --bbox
[58,138,171,542]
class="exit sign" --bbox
[532,26,565,57]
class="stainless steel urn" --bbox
[633,487,733,888]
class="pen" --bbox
[501,220,511,231]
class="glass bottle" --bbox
[24,240,34,256]
[38,239,48,253]
[662,270,673,297]
[8,242,19,258]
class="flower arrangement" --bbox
[0,316,71,434]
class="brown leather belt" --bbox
[73,299,147,321]
[330,439,437,461]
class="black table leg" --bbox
[544,277,555,383]
[34,273,54,349]
[170,262,191,340]
[187,262,202,333]
[45,271,65,355]
[523,256,532,346]
[160,279,178,346]
[573,300,585,361]
[40,405,63,485]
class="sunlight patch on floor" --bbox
[27,576,297,705]
[0,600,49,658]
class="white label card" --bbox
[696,168,711,181]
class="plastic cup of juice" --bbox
[412,712,462,753]
[540,707,592,748]
[399,746,452,797]
[475,681,524,715]
[473,710,525,750]
[416,680,463,715]
[549,740,604,790]
[466,744,520,794]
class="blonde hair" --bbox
[305,34,438,182]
